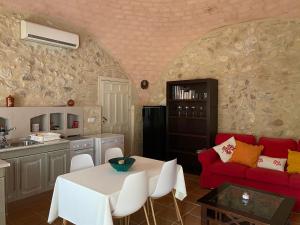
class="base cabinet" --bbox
[2,145,69,202]
[19,154,47,198]
[5,158,19,202]
[47,150,68,188]
[0,176,5,225]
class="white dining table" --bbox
[48,156,187,225]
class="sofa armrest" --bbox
[198,148,219,167]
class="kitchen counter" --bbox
[0,139,70,153]
[0,159,10,168]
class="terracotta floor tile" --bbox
[130,207,148,224]
[140,214,176,225]
[5,173,300,225]
[291,212,300,223]
[189,205,201,218]
[181,213,202,225]
[153,194,174,206]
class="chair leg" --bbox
[127,215,130,225]
[62,219,68,225]
[172,190,183,225]
[143,205,151,225]
[146,198,150,215]
[149,198,157,225]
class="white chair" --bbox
[70,154,94,172]
[112,171,150,225]
[149,158,183,225]
[105,147,123,163]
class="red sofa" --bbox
[198,133,300,211]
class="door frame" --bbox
[97,76,134,153]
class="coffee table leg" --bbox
[201,205,208,225]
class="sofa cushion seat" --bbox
[289,174,300,189]
[246,167,289,186]
[210,161,248,178]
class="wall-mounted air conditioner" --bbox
[20,20,79,49]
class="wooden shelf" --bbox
[167,99,206,102]
[166,78,218,174]
[168,149,197,155]
[168,132,207,138]
[169,116,206,120]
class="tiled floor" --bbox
[5,173,300,225]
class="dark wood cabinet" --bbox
[166,79,218,174]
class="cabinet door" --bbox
[47,150,68,188]
[19,154,46,198]
[0,177,5,225]
[5,158,19,202]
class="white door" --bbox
[98,77,131,153]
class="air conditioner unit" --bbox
[20,20,79,49]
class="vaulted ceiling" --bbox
[1,0,300,102]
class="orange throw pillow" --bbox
[230,141,263,168]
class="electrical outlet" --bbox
[87,117,96,123]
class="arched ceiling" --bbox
[1,0,300,102]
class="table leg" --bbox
[201,206,207,225]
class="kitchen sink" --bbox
[9,140,40,147]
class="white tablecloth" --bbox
[48,156,187,225]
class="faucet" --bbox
[0,127,16,148]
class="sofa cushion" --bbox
[213,137,236,162]
[246,167,289,186]
[258,137,297,158]
[210,161,248,178]
[230,141,263,168]
[289,174,300,189]
[287,150,300,174]
[257,155,287,172]
[215,133,256,145]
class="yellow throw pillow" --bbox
[230,141,264,168]
[287,150,300,173]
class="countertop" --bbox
[0,139,70,153]
[0,159,10,168]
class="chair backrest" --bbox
[70,154,94,172]
[112,171,148,217]
[150,158,177,198]
[105,147,123,163]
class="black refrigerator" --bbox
[143,106,166,160]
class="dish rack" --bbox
[30,132,61,143]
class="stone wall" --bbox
[0,9,130,138]
[2,1,300,103]
[148,19,300,139]
[0,11,127,107]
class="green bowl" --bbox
[108,157,136,172]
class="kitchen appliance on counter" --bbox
[85,133,124,166]
[0,127,16,148]
[66,136,95,163]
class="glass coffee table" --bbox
[197,183,295,225]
